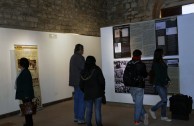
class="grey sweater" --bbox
[69,53,85,87]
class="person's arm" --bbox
[23,70,33,99]
[97,68,105,94]
[142,63,148,78]
[77,56,85,71]
[167,72,171,81]
[136,62,148,78]
[79,76,85,92]
[167,69,171,85]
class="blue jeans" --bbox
[74,86,86,121]
[85,97,103,126]
[151,85,167,117]
[130,87,146,122]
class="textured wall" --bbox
[0,0,107,36]
[106,0,194,26]
[0,0,193,36]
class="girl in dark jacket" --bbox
[15,57,34,126]
[149,49,171,122]
[80,56,105,126]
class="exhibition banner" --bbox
[114,59,179,94]
[14,45,42,108]
[113,25,131,58]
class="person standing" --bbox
[15,57,35,126]
[149,48,172,122]
[123,49,148,125]
[69,44,86,124]
[80,56,105,126]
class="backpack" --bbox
[123,61,143,87]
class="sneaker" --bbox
[78,120,86,124]
[161,117,172,122]
[74,118,78,122]
[144,113,149,125]
[149,109,156,119]
[134,121,141,125]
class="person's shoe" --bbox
[149,109,156,119]
[144,113,149,125]
[23,123,33,126]
[161,117,172,122]
[134,121,141,125]
[78,120,86,124]
[74,118,78,122]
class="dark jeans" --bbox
[22,99,33,126]
[85,97,103,126]
[151,85,168,117]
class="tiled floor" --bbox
[0,100,193,126]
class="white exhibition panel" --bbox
[178,14,194,103]
[100,14,194,108]
[100,27,164,105]
[0,28,101,115]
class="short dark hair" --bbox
[74,44,83,53]
[19,57,29,69]
[133,49,142,56]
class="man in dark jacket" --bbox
[69,44,86,124]
[124,49,148,125]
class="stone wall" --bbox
[106,0,194,26]
[0,0,107,36]
[0,0,193,36]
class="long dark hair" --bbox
[81,56,96,77]
[153,48,164,63]
[84,56,96,70]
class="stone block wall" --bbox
[106,0,194,26]
[0,0,193,36]
[0,0,107,36]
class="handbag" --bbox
[19,98,37,115]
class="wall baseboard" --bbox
[42,97,72,107]
[0,97,72,119]
[0,110,20,119]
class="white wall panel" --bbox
[0,28,101,115]
[100,14,194,108]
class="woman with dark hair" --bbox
[149,48,171,122]
[80,56,105,126]
[15,57,34,126]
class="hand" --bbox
[166,81,171,88]
[168,81,171,85]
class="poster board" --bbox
[101,14,194,108]
[155,17,178,55]
[114,59,179,94]
[113,25,131,58]
[112,17,179,58]
[130,20,156,57]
